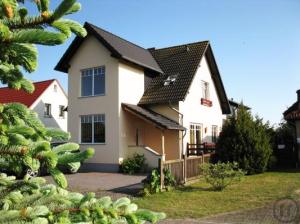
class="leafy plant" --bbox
[216,106,272,174]
[0,173,166,223]
[121,153,146,175]
[200,162,245,191]
[142,168,176,196]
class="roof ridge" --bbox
[149,40,210,52]
[87,22,149,52]
[0,79,55,90]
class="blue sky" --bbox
[25,0,300,125]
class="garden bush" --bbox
[200,162,244,191]
[120,153,146,174]
[142,168,176,196]
[216,106,272,174]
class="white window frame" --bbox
[59,105,65,119]
[80,114,105,144]
[201,81,210,100]
[212,125,218,143]
[80,66,105,97]
[190,123,203,145]
[44,103,52,118]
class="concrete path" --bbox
[45,172,146,199]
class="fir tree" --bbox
[0,173,166,223]
[0,1,166,222]
[216,106,272,174]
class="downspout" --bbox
[168,101,187,159]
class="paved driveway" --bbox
[45,172,146,199]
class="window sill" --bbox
[78,94,105,99]
[80,143,106,145]
[201,98,213,107]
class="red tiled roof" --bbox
[0,79,55,107]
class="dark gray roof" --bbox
[122,103,185,130]
[139,42,231,114]
[55,22,162,74]
[229,100,251,110]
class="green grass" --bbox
[134,170,300,219]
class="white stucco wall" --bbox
[31,80,68,132]
[67,35,120,168]
[118,62,145,162]
[179,55,224,154]
[148,103,180,123]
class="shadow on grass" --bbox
[176,185,213,192]
[267,168,300,173]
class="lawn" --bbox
[134,170,300,219]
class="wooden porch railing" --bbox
[159,151,215,189]
[187,143,216,157]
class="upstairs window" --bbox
[81,66,105,97]
[54,84,58,92]
[202,81,210,100]
[44,103,52,117]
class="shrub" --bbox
[200,162,245,191]
[216,106,272,174]
[121,153,146,174]
[142,168,176,196]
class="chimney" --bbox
[297,89,300,109]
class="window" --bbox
[212,125,218,143]
[164,74,178,86]
[54,84,57,92]
[202,81,210,100]
[190,124,203,146]
[80,114,105,143]
[81,66,105,97]
[59,105,65,118]
[44,103,51,117]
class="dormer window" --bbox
[164,74,178,86]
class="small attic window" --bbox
[54,84,57,92]
[164,74,178,86]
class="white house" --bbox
[0,79,68,132]
[55,22,231,171]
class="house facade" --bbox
[284,90,300,163]
[55,22,231,171]
[0,79,68,132]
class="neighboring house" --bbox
[0,79,68,132]
[283,90,300,162]
[55,22,231,171]
[228,99,251,116]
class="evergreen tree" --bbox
[0,0,94,187]
[0,173,166,223]
[0,1,166,223]
[216,106,272,174]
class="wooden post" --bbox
[160,130,165,191]
[187,143,189,157]
[183,154,187,184]
[159,158,164,190]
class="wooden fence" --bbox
[159,152,214,188]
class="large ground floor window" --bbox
[212,125,218,143]
[80,114,105,143]
[190,123,203,145]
